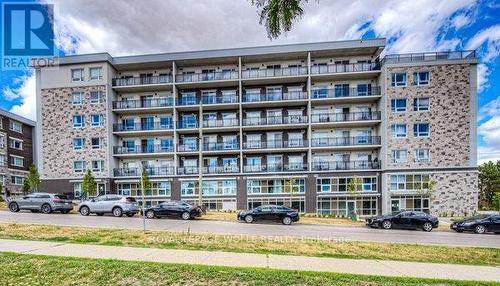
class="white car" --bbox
[78,195,139,217]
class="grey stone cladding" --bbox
[430,171,478,216]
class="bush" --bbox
[492,192,500,211]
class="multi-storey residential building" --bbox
[0,109,36,195]
[35,38,478,216]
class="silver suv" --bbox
[8,193,73,214]
[78,195,138,217]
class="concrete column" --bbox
[236,176,247,210]
[305,174,317,213]
[171,177,181,201]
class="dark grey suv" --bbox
[8,193,73,214]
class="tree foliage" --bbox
[141,168,152,196]
[253,0,307,39]
[492,192,500,211]
[82,169,97,198]
[347,177,363,193]
[478,161,500,209]
[26,164,41,192]
[22,179,30,195]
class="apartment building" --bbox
[35,38,478,216]
[0,109,36,195]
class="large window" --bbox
[73,161,86,173]
[91,160,104,172]
[10,120,22,133]
[90,91,104,104]
[413,97,430,111]
[181,181,197,196]
[89,67,103,80]
[9,138,23,150]
[117,182,171,197]
[391,99,406,112]
[391,124,407,138]
[391,196,430,213]
[72,92,84,105]
[10,155,24,167]
[73,138,85,150]
[11,176,24,185]
[316,177,377,193]
[413,71,429,85]
[247,179,305,194]
[391,149,407,163]
[414,148,431,162]
[74,182,82,198]
[248,197,305,212]
[391,73,407,87]
[390,174,431,191]
[73,115,85,128]
[91,114,104,127]
[413,123,430,137]
[317,197,377,216]
[71,68,84,81]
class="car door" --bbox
[90,196,106,212]
[259,206,273,220]
[392,212,411,229]
[33,194,50,210]
[490,215,500,232]
[17,195,34,209]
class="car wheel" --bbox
[382,220,392,230]
[8,202,19,212]
[146,210,155,219]
[96,213,104,216]
[41,204,52,214]
[126,213,135,217]
[422,222,433,232]
[474,225,486,234]
[61,210,70,214]
[282,216,292,225]
[181,212,191,220]
[79,206,90,216]
[244,215,253,223]
[112,207,123,217]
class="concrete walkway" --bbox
[0,239,498,282]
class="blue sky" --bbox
[0,0,499,163]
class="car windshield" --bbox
[54,195,68,200]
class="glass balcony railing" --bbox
[202,118,239,128]
[382,50,476,64]
[113,97,173,109]
[113,167,174,177]
[243,163,307,173]
[177,144,199,152]
[311,87,381,99]
[113,122,173,132]
[203,166,239,174]
[202,95,238,104]
[311,63,380,75]
[241,66,308,79]
[243,139,307,149]
[176,71,238,83]
[311,112,381,123]
[203,142,239,151]
[312,160,380,171]
[177,97,199,106]
[113,145,174,154]
[177,121,198,129]
[178,166,199,175]
[112,75,172,86]
[243,115,308,126]
[311,136,381,147]
[242,91,307,102]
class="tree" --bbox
[492,192,500,211]
[347,177,362,193]
[416,176,435,199]
[81,169,97,198]
[252,0,307,39]
[22,179,30,195]
[140,168,152,197]
[478,161,500,209]
[25,164,41,193]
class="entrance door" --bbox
[97,183,106,196]
[346,201,356,216]
[391,199,401,213]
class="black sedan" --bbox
[450,213,500,234]
[144,201,202,220]
[237,205,299,225]
[366,210,439,232]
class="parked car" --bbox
[78,195,138,217]
[237,205,299,225]
[450,213,500,234]
[8,193,73,214]
[144,201,202,220]
[366,210,439,231]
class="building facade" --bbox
[36,39,478,216]
[0,109,36,195]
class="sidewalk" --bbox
[0,239,498,282]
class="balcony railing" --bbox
[242,91,307,103]
[311,111,381,123]
[312,87,381,99]
[177,144,199,152]
[311,63,380,75]
[244,163,307,172]
[382,50,476,64]
[241,66,308,79]
[243,139,307,149]
[113,145,174,155]
[176,71,238,83]
[177,121,198,129]
[202,95,238,104]
[112,97,173,109]
[311,136,381,147]
[112,75,172,87]
[243,115,308,126]
[202,118,239,128]
[113,122,173,132]
[178,166,199,175]
[114,167,174,177]
[312,160,380,171]
[177,97,199,106]
[203,166,239,174]
[203,142,239,151]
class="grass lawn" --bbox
[0,252,496,286]
[0,223,498,266]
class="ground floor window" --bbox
[181,180,237,196]
[246,178,305,194]
[247,196,305,212]
[183,198,237,211]
[389,174,430,192]
[316,196,378,216]
[73,182,82,198]
[117,181,172,197]
[316,177,377,193]
[391,196,430,213]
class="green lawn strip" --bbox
[0,223,499,267]
[0,252,496,286]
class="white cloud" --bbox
[478,96,500,165]
[478,146,500,164]
[5,73,37,121]
[466,24,500,61]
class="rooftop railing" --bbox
[311,63,380,75]
[112,75,172,87]
[312,87,381,99]
[382,50,476,64]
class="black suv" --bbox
[237,205,299,225]
[144,201,202,220]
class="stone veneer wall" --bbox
[386,64,472,168]
[430,171,478,216]
[41,85,108,179]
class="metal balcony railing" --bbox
[178,166,199,175]
[311,111,381,123]
[203,166,239,174]
[382,50,476,64]
[312,86,381,99]
[112,75,172,86]
[113,122,173,132]
[241,66,308,79]
[244,163,307,172]
[311,136,381,147]
[202,118,239,128]
[112,97,173,109]
[243,139,308,149]
[177,144,199,152]
[203,142,239,151]
[177,121,198,129]
[113,145,174,155]
[243,115,308,126]
[176,71,238,83]
[242,91,307,102]
[311,63,380,75]
[113,167,174,177]
[202,95,238,104]
[177,97,199,106]
[312,160,380,171]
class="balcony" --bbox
[202,94,238,105]
[312,161,380,171]
[113,97,173,111]
[113,145,174,155]
[241,66,308,79]
[311,136,381,147]
[176,71,238,83]
[113,167,174,177]
[203,142,239,151]
[311,63,380,75]
[311,112,381,124]
[243,139,308,150]
[178,166,199,175]
[243,91,307,103]
[311,87,381,100]
[177,97,199,106]
[177,144,199,152]
[202,118,239,128]
[382,50,476,64]
[243,115,308,127]
[244,163,308,173]
[203,165,239,174]
[112,75,172,87]
[113,122,173,132]
[177,121,199,129]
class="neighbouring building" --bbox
[35,38,478,216]
[0,109,36,196]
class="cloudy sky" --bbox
[1,0,499,163]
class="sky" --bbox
[0,0,499,164]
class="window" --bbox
[9,138,22,150]
[0,134,5,148]
[390,174,431,191]
[92,160,104,172]
[72,92,84,105]
[413,98,430,111]
[91,137,102,149]
[73,161,86,173]
[73,138,85,150]
[89,67,103,80]
[0,155,6,166]
[73,115,85,128]
[10,120,22,133]
[10,155,24,167]
[71,68,84,81]
[11,176,23,185]
[413,71,429,85]
[246,179,305,194]
[74,183,82,198]
[316,177,377,193]
[181,181,197,196]
[391,99,406,112]
[391,124,407,138]
[391,73,407,87]
[413,123,430,137]
[392,149,407,163]
[91,114,104,127]
[90,91,104,104]
[415,149,431,162]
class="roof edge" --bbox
[0,108,36,126]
